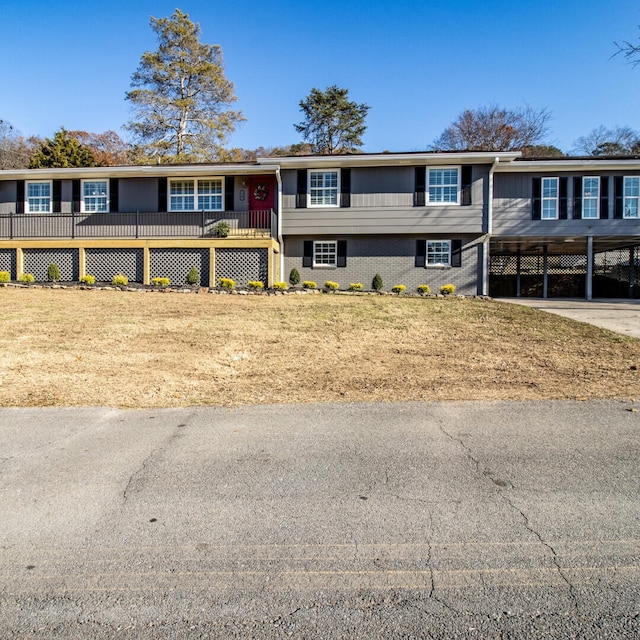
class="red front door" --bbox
[247,176,275,229]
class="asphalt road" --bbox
[0,401,639,638]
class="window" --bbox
[82,180,109,213]
[427,240,451,266]
[624,177,640,219]
[313,241,337,267]
[428,167,459,204]
[169,178,223,211]
[541,177,558,219]
[309,170,339,207]
[26,181,51,213]
[582,177,600,219]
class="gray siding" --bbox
[284,235,483,295]
[0,181,17,214]
[119,178,158,212]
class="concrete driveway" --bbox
[499,298,640,338]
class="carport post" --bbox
[516,248,521,297]
[542,245,548,299]
[586,236,593,301]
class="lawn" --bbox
[1,288,639,408]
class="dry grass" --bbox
[1,287,639,408]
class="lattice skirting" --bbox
[150,249,210,287]
[22,248,79,281]
[215,248,268,286]
[0,249,16,278]
[86,248,144,283]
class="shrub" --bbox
[348,283,363,291]
[152,277,170,287]
[391,284,407,294]
[215,221,230,238]
[440,283,456,295]
[273,281,288,291]
[18,273,35,283]
[0,271,10,282]
[47,263,61,282]
[289,268,301,286]
[247,280,264,291]
[417,284,431,295]
[324,280,339,292]
[372,273,383,291]
[112,273,128,286]
[186,266,200,285]
[79,274,96,285]
[302,280,317,289]
[218,277,236,290]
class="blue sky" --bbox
[1,0,640,154]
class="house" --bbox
[1,151,639,298]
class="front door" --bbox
[247,176,275,229]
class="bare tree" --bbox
[431,106,552,152]
[573,125,640,156]
[0,120,38,169]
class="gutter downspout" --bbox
[483,156,500,296]
[275,167,283,285]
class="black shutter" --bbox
[52,179,62,213]
[614,176,623,219]
[532,177,541,220]
[573,177,582,219]
[225,176,234,211]
[559,177,568,219]
[303,240,313,267]
[461,165,472,206]
[72,179,81,213]
[109,178,119,213]
[600,176,609,219]
[337,240,347,267]
[158,177,167,212]
[16,180,24,214]
[296,169,307,208]
[415,239,426,267]
[414,167,426,206]
[340,168,351,208]
[451,239,462,267]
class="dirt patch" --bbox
[1,288,639,408]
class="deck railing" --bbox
[0,210,277,239]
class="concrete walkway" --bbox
[499,298,640,338]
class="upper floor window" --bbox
[309,170,339,207]
[82,180,109,213]
[624,176,640,218]
[582,177,600,219]
[541,177,558,220]
[26,181,51,213]
[427,240,451,266]
[428,167,459,204]
[169,178,223,212]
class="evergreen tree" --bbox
[29,128,95,168]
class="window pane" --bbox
[83,181,108,212]
[26,182,51,213]
[426,240,450,265]
[428,168,459,203]
[309,171,338,206]
[314,241,337,265]
[198,179,223,210]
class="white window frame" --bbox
[426,240,451,267]
[168,177,223,212]
[582,176,600,219]
[541,177,559,220]
[624,176,640,219]
[308,170,340,207]
[81,179,109,213]
[25,180,52,213]
[427,166,460,205]
[313,240,338,267]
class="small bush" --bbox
[186,266,200,285]
[0,271,10,282]
[79,274,96,285]
[152,277,170,287]
[47,263,61,282]
[112,273,128,286]
[18,273,35,283]
[440,283,456,295]
[417,284,431,295]
[372,273,383,291]
[215,221,230,237]
[273,281,288,291]
[348,283,363,291]
[218,277,236,290]
[324,280,339,292]
[391,284,407,294]
[289,268,301,286]
[247,280,264,291]
[302,280,317,289]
